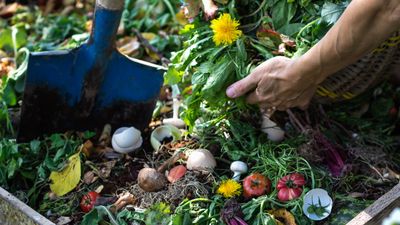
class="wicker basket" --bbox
[315,31,400,103]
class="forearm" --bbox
[296,0,400,84]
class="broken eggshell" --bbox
[111,127,142,154]
[186,149,216,172]
[302,188,333,221]
[150,125,182,151]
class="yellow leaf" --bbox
[141,32,157,41]
[50,152,81,196]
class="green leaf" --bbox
[2,82,17,106]
[201,56,235,102]
[236,38,247,62]
[49,134,65,149]
[250,42,274,59]
[278,23,304,37]
[321,2,348,25]
[81,208,102,225]
[7,158,18,178]
[271,0,297,30]
[164,68,184,85]
[116,209,145,224]
[30,140,41,155]
[82,131,96,139]
[0,29,13,50]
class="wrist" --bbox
[292,53,326,86]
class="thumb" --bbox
[226,73,259,98]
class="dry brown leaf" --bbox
[83,171,98,185]
[81,140,94,158]
[99,160,117,179]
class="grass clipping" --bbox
[129,171,213,209]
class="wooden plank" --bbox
[0,187,55,225]
[347,182,400,225]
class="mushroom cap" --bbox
[112,127,142,153]
[186,149,216,172]
[230,161,248,173]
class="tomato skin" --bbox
[80,191,99,213]
[276,173,305,201]
[242,173,271,198]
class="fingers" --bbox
[226,70,261,99]
[246,89,263,104]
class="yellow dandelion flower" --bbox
[217,179,242,198]
[210,13,242,46]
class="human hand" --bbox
[226,56,319,111]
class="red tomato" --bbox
[243,173,271,198]
[80,191,99,213]
[276,173,306,201]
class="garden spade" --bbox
[17,0,164,142]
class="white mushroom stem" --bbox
[232,172,241,181]
[163,98,185,128]
[230,161,248,181]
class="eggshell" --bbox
[186,149,216,172]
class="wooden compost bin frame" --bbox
[347,182,400,225]
[0,183,399,224]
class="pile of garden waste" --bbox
[0,0,399,224]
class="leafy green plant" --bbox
[171,197,224,225]
[0,133,87,207]
[166,0,348,129]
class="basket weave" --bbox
[315,31,400,103]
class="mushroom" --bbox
[111,127,142,154]
[230,161,248,181]
[261,115,285,142]
[150,125,182,151]
[302,188,333,221]
[163,98,186,128]
[186,149,216,172]
[163,85,185,128]
[137,152,185,192]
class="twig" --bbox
[157,151,185,173]
[286,109,306,133]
